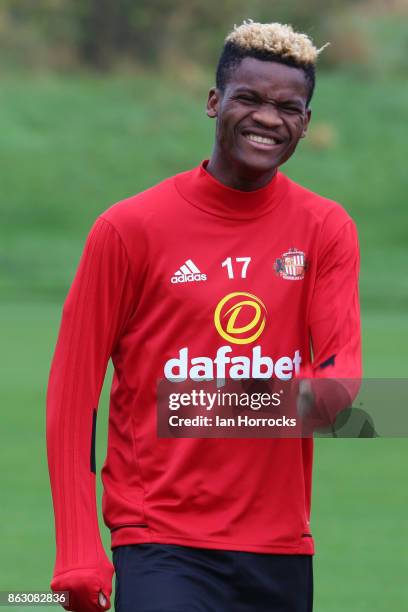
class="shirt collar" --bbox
[174,160,287,221]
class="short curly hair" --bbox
[216,21,329,106]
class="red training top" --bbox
[46,161,361,605]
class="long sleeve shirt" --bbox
[46,160,361,580]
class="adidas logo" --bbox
[171,259,207,284]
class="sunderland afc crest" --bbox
[274,248,307,281]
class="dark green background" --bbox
[1,2,407,610]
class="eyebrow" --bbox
[233,87,304,106]
[234,87,259,95]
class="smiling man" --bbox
[207,20,326,190]
[47,21,361,612]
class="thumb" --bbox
[297,379,314,418]
[98,592,108,609]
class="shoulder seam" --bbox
[96,216,139,292]
[319,217,355,255]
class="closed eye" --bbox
[281,105,303,114]
[235,95,258,104]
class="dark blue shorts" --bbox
[112,543,313,612]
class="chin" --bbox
[235,152,280,176]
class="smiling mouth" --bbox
[243,133,281,148]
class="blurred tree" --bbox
[0,0,406,73]
[72,0,250,69]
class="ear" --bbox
[206,87,220,118]
[301,108,312,138]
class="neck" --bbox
[206,150,278,192]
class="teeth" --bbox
[246,133,277,145]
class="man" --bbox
[47,20,361,612]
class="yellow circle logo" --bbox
[214,292,267,345]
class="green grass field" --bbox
[0,71,407,611]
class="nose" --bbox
[252,102,283,128]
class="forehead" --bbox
[227,56,309,101]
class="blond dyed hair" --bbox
[225,20,328,66]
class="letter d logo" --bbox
[214,292,267,345]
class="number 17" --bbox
[221,257,251,279]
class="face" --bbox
[207,57,312,177]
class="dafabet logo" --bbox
[163,291,302,382]
[214,292,267,345]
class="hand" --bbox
[297,379,315,420]
[297,379,324,435]
[51,558,114,612]
[98,593,107,608]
